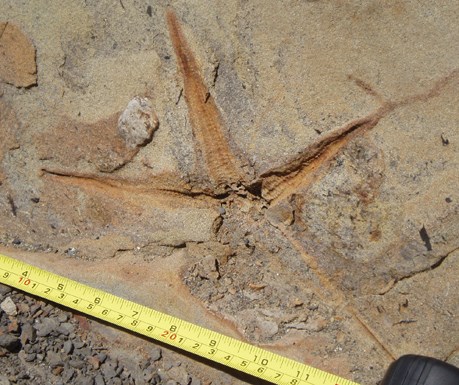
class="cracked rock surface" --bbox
[1,1,458,384]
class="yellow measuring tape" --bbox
[0,253,358,385]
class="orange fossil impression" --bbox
[43,10,392,203]
[166,10,247,190]
[38,9,459,358]
[42,9,457,207]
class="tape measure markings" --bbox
[0,253,359,385]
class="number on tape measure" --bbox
[0,253,360,385]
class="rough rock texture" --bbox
[0,22,37,87]
[0,1,458,384]
[0,100,19,186]
[355,249,459,359]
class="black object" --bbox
[381,355,459,385]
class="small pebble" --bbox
[94,374,105,385]
[75,346,92,357]
[0,333,20,352]
[7,319,19,333]
[25,352,36,362]
[139,358,150,370]
[46,350,63,368]
[150,347,162,362]
[167,366,190,385]
[0,297,17,316]
[0,284,12,296]
[20,322,35,345]
[101,362,117,379]
[52,366,64,376]
[75,376,94,385]
[115,365,124,376]
[42,304,54,316]
[57,322,74,335]
[73,340,85,349]
[65,247,78,257]
[62,368,76,382]
[69,358,86,369]
[35,317,59,337]
[142,367,157,382]
[29,303,42,316]
[97,352,107,363]
[17,301,30,314]
[87,355,101,369]
[62,340,73,355]
[57,313,68,323]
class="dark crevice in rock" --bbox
[378,246,459,296]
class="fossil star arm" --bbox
[167,10,247,191]
[259,111,385,204]
[258,69,459,205]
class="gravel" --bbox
[0,283,203,385]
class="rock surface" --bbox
[0,22,37,87]
[0,1,458,384]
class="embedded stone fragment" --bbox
[118,96,159,148]
[0,22,37,87]
[0,296,17,316]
